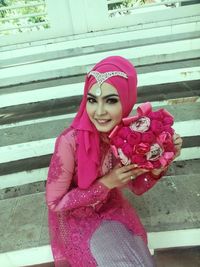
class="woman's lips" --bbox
[95,119,111,124]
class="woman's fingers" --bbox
[118,163,137,173]
[120,168,148,182]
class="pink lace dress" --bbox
[46,128,160,267]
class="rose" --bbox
[163,125,174,136]
[113,136,124,147]
[163,116,174,126]
[163,141,175,152]
[118,127,131,138]
[152,160,162,169]
[146,143,163,161]
[150,119,163,134]
[129,116,150,132]
[134,142,151,155]
[127,131,141,145]
[131,154,146,164]
[141,131,156,143]
[157,131,172,144]
[148,110,163,120]
[122,143,133,157]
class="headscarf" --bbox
[71,56,137,189]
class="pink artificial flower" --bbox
[113,136,124,147]
[122,143,133,157]
[132,154,146,164]
[157,131,172,144]
[129,116,150,132]
[141,131,156,143]
[118,127,131,138]
[148,110,163,120]
[164,142,176,152]
[134,142,151,155]
[163,125,174,136]
[152,160,162,169]
[163,116,174,126]
[146,143,163,161]
[150,119,163,134]
[127,131,141,145]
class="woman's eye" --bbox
[107,98,119,104]
[87,97,96,103]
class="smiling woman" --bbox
[86,83,122,133]
[45,55,182,267]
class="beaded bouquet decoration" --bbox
[109,102,176,169]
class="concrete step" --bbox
[0,174,199,266]
[0,19,199,68]
[0,37,200,87]
[0,14,199,266]
[21,247,200,267]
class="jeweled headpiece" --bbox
[88,70,128,96]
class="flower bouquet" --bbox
[109,102,176,170]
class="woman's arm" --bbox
[127,168,167,195]
[46,131,110,212]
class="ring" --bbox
[130,175,134,180]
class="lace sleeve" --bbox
[127,170,166,195]
[45,130,110,212]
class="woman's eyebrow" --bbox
[87,93,119,99]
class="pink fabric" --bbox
[71,56,137,189]
[46,128,162,266]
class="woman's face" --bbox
[86,82,122,133]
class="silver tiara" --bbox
[88,71,128,86]
[88,70,128,96]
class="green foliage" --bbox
[0,0,49,35]
[108,0,148,17]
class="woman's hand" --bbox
[151,132,183,178]
[173,133,183,158]
[100,163,148,189]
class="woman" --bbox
[46,56,182,267]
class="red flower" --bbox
[134,143,151,155]
[122,143,133,157]
[132,154,146,164]
[118,127,131,138]
[141,131,156,143]
[127,131,141,145]
[152,160,162,169]
[113,136,124,147]
[150,119,163,134]
[163,116,174,126]
[148,110,163,120]
[157,131,172,144]
[163,125,174,135]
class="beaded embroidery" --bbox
[88,71,128,96]
[88,71,128,86]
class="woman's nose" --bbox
[96,103,106,115]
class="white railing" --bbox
[0,0,49,35]
[107,0,197,16]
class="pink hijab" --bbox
[71,56,137,189]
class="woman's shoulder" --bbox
[56,127,77,148]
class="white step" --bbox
[1,66,200,108]
[1,38,200,87]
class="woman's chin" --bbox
[94,121,114,132]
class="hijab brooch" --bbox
[88,70,128,96]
